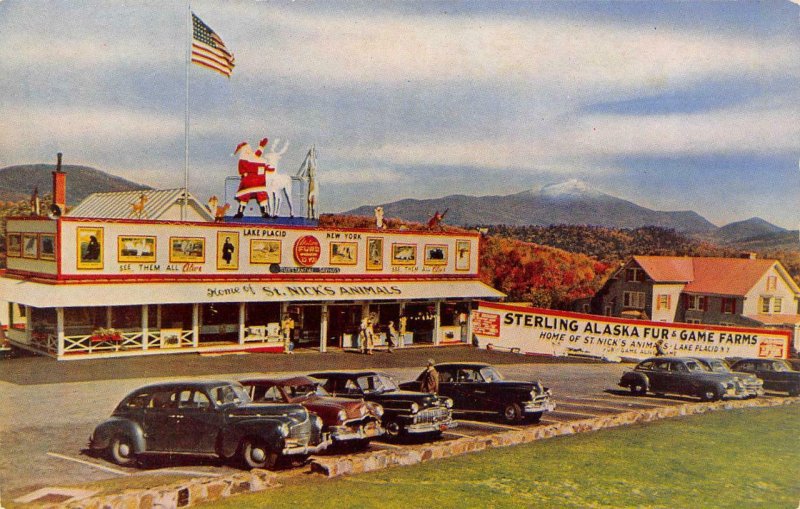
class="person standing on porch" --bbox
[281,314,295,354]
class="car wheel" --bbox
[383,419,403,440]
[241,438,279,470]
[501,403,523,423]
[700,387,721,402]
[630,383,646,396]
[109,435,137,467]
[526,411,543,423]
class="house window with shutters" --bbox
[773,297,782,313]
[623,291,646,309]
[760,297,771,314]
[721,298,735,314]
[656,294,671,311]
[686,295,707,312]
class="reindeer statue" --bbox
[296,145,319,219]
[262,139,293,217]
[130,193,148,219]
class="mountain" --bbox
[0,164,150,206]
[346,179,718,232]
[706,217,787,244]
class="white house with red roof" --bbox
[592,255,800,352]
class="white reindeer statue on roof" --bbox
[296,145,319,219]
[262,139,293,217]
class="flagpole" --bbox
[183,2,191,220]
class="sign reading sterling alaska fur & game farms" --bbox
[473,302,790,361]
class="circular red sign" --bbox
[293,235,321,266]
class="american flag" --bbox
[191,13,235,77]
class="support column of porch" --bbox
[56,307,64,357]
[142,304,149,351]
[320,303,329,353]
[238,302,246,345]
[192,303,199,348]
[433,300,442,346]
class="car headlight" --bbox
[314,415,323,429]
[725,381,735,389]
[443,398,453,409]
[337,409,347,424]
[279,423,290,437]
[373,404,384,417]
[410,402,419,414]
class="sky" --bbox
[1,1,798,228]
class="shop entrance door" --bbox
[327,305,362,348]
[293,305,322,349]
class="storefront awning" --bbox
[0,277,505,308]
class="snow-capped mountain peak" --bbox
[538,179,605,198]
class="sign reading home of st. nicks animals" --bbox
[473,301,790,361]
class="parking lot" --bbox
[0,346,789,502]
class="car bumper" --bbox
[523,399,556,414]
[282,434,332,456]
[330,422,385,442]
[406,417,457,434]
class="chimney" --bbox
[52,152,66,214]
[740,252,757,260]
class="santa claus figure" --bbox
[233,138,273,218]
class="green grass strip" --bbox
[203,404,800,509]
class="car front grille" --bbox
[413,406,450,425]
[289,422,311,445]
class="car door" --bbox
[645,360,670,393]
[455,368,484,411]
[174,388,222,453]
[435,367,458,403]
[141,388,181,452]
[669,360,693,395]
[752,361,779,391]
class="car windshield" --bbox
[479,366,504,382]
[211,384,251,406]
[284,383,319,399]
[356,374,398,394]
[684,360,706,372]
[705,359,730,372]
[773,361,791,372]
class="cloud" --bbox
[322,167,403,185]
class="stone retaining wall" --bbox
[49,396,797,508]
[310,396,799,477]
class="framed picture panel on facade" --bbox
[250,239,282,264]
[456,239,471,271]
[77,227,104,269]
[391,243,417,266]
[329,241,357,265]
[39,234,56,261]
[366,237,383,271]
[216,231,239,270]
[117,236,156,263]
[423,244,448,266]
[7,233,21,257]
[169,237,205,263]
[22,234,39,259]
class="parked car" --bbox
[693,357,764,398]
[729,358,800,396]
[619,357,746,401]
[240,375,384,448]
[89,380,331,469]
[399,362,555,423]
[308,370,455,438]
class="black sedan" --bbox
[729,358,800,396]
[309,370,455,439]
[399,362,555,423]
[693,357,764,398]
[89,380,331,469]
[619,357,746,401]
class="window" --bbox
[759,297,771,314]
[686,295,708,311]
[773,297,783,313]
[623,291,646,309]
[721,298,735,314]
[686,319,701,324]
[625,268,645,282]
[766,276,777,291]
[656,294,671,311]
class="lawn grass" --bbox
[202,404,800,509]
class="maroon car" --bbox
[241,376,384,448]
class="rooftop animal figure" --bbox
[427,208,448,230]
[207,196,230,222]
[295,146,319,220]
[130,193,148,219]
[374,206,385,229]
